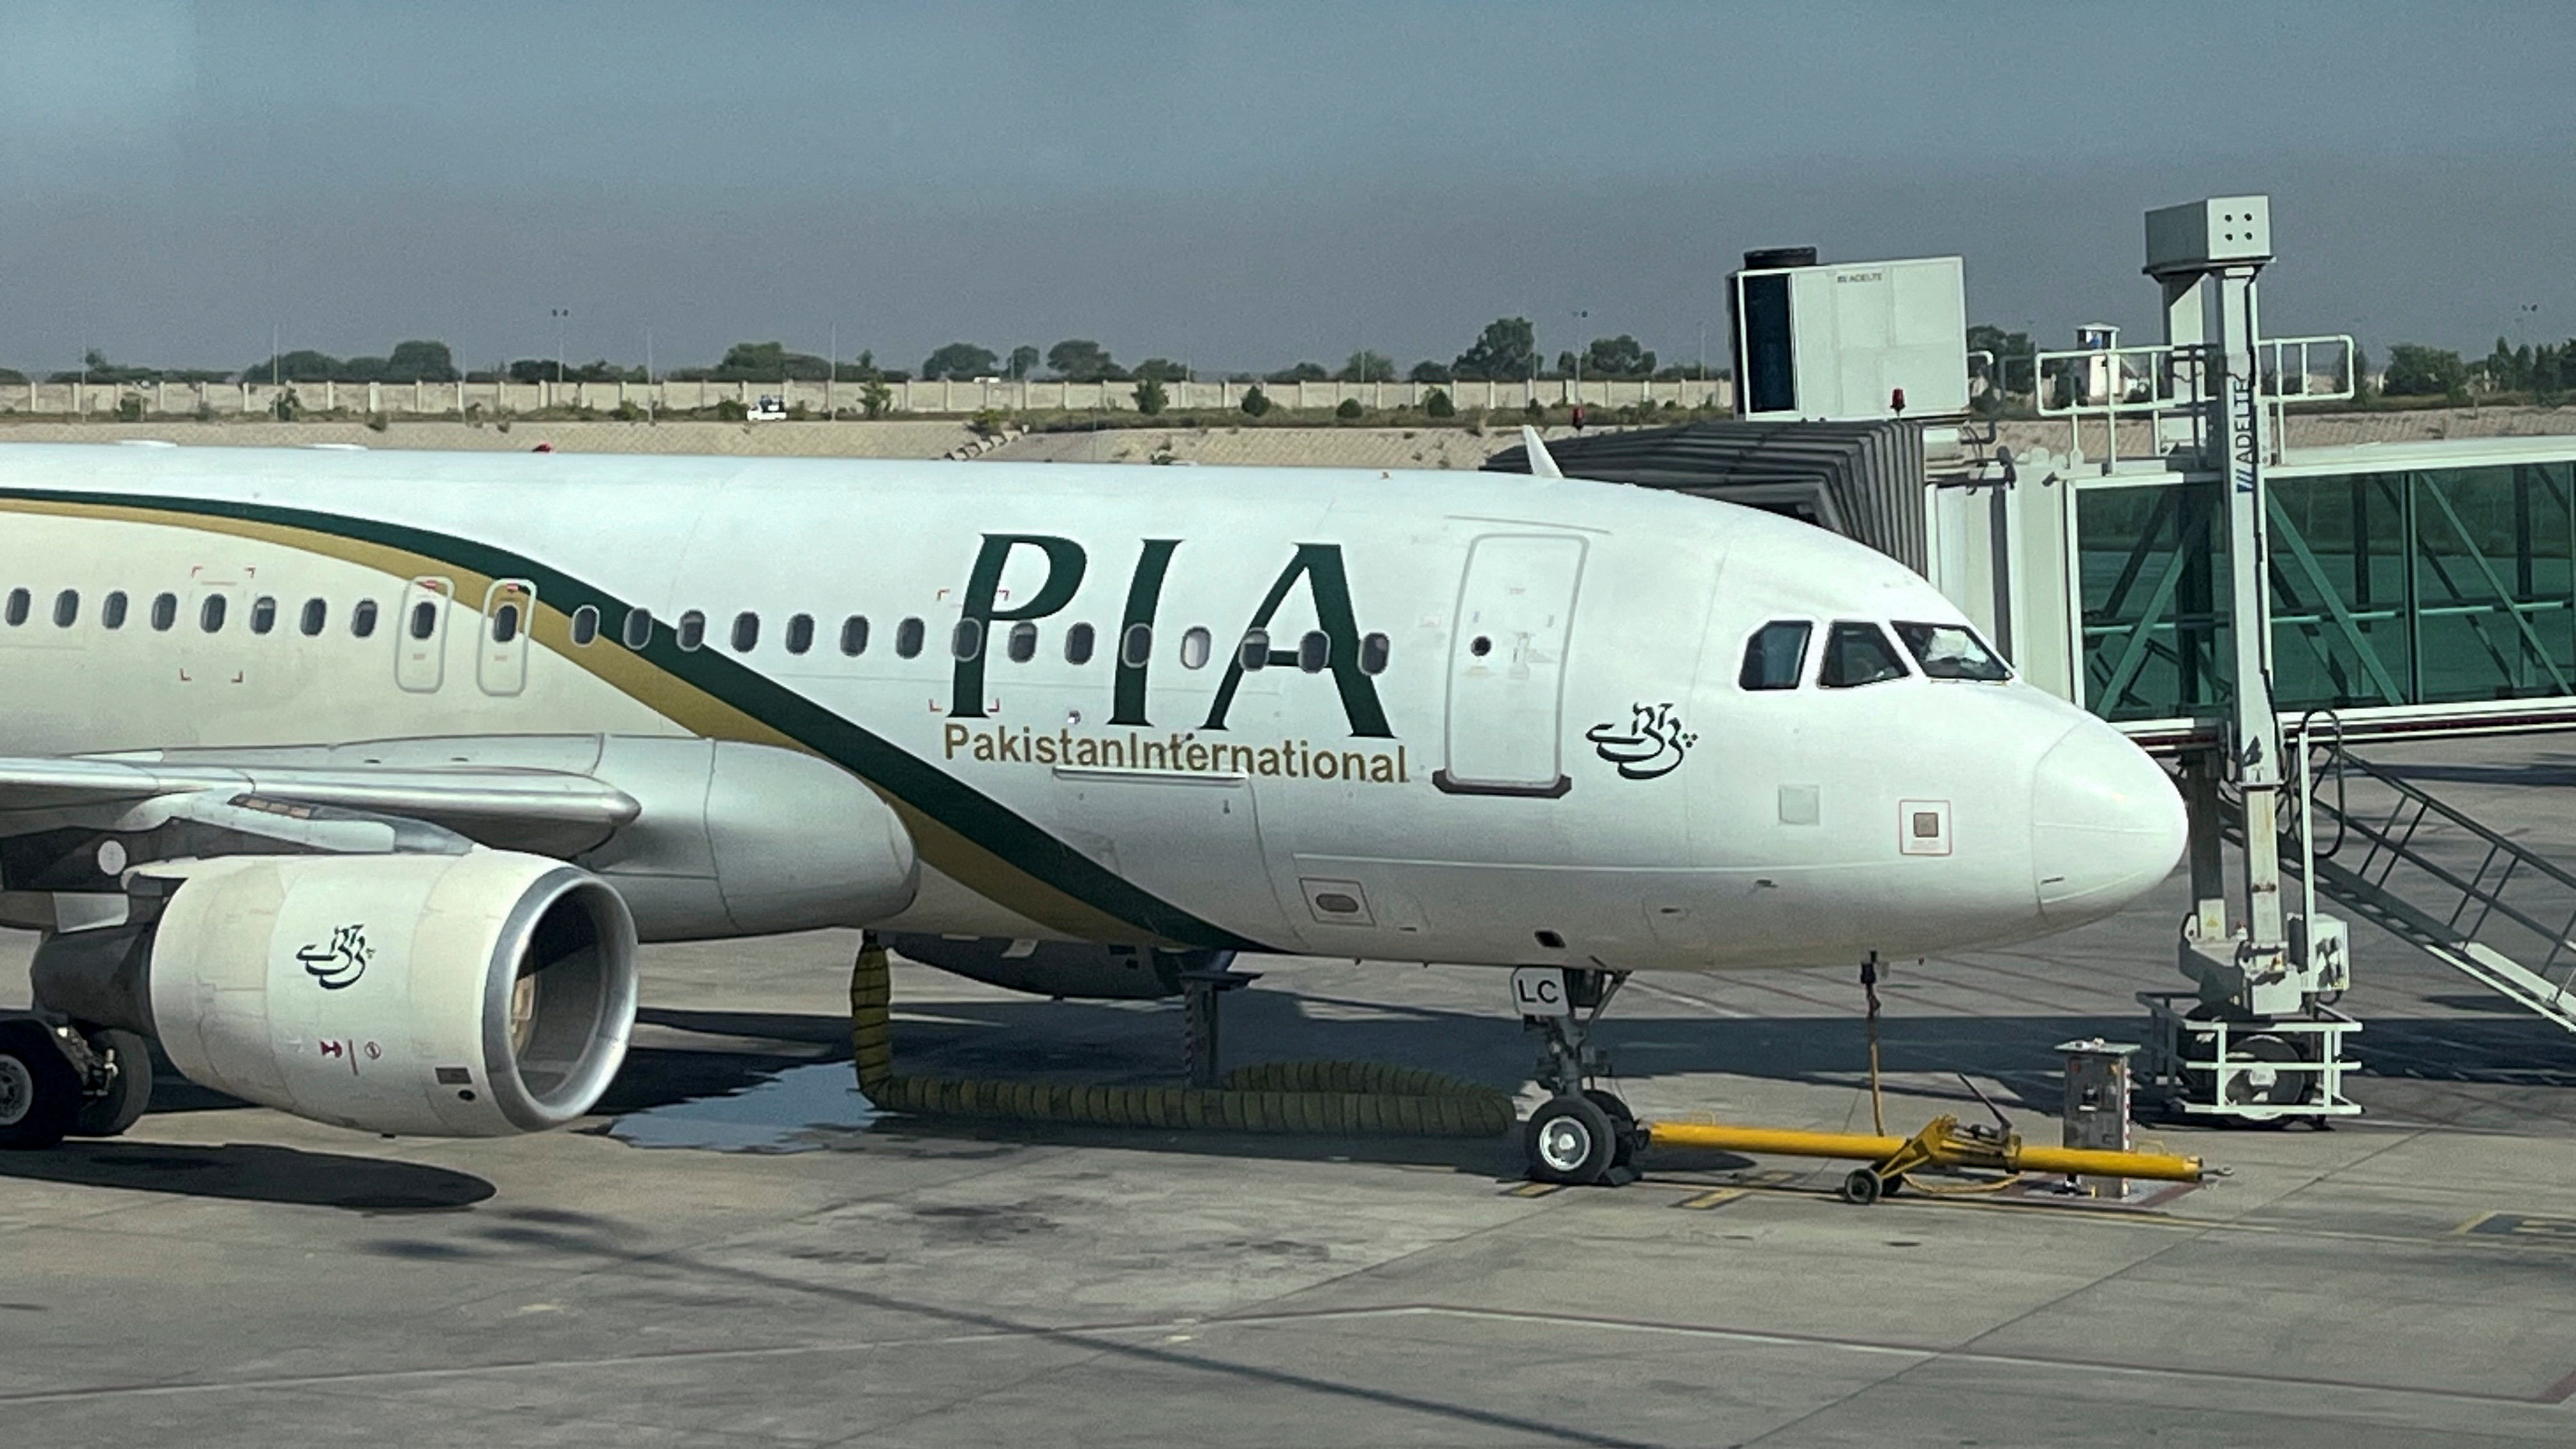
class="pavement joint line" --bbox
[1220,1305,2576,1409]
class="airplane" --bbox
[0,433,2186,1183]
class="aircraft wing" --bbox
[0,753,640,876]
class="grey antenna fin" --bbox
[1518,425,1563,479]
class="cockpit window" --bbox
[1894,621,2011,681]
[1737,620,1812,691]
[1818,622,1910,688]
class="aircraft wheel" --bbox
[71,1029,153,1139]
[1840,1169,1883,1206]
[1526,1094,1617,1184]
[1581,1088,1644,1169]
[0,1022,79,1151]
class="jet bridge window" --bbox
[300,598,327,636]
[150,593,178,631]
[101,591,127,630]
[3,588,26,626]
[52,590,78,627]
[351,599,379,639]
[1818,622,1910,689]
[1894,621,2010,682]
[249,596,278,636]
[1739,620,1812,690]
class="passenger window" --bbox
[1180,626,1212,669]
[1738,620,1813,691]
[622,607,653,650]
[895,617,925,659]
[951,618,983,661]
[351,599,378,638]
[1064,622,1095,664]
[491,602,521,645]
[1818,622,1910,688]
[731,611,758,653]
[201,595,229,633]
[677,611,706,651]
[785,613,814,655]
[840,615,870,656]
[406,599,436,640]
[3,588,26,626]
[300,598,327,636]
[52,590,78,628]
[1121,623,1153,667]
[571,604,599,645]
[1894,620,2011,682]
[1360,632,1392,675]
[1239,628,1271,671]
[151,593,178,631]
[250,596,277,636]
[102,591,128,630]
[1298,631,1330,673]
[1006,621,1038,663]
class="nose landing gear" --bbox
[1519,967,1647,1184]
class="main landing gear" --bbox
[1519,967,1648,1185]
[0,1016,152,1150]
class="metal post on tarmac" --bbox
[2135,197,2360,1122]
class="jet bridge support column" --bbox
[2137,197,2359,1120]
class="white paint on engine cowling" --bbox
[137,850,638,1137]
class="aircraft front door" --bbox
[1437,533,1586,796]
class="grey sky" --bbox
[3,1,2570,376]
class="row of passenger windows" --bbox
[568,602,1392,676]
[1738,618,2009,691]
[4,585,387,639]
[2,585,1395,677]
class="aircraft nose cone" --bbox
[2031,722,2188,923]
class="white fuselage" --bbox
[0,443,2184,972]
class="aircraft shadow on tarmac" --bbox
[0,1140,496,1211]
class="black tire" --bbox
[1581,1088,1644,1170]
[0,1022,80,1151]
[1841,1168,1883,1206]
[71,1029,152,1139]
[1525,1094,1617,1184]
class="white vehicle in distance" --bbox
[747,394,789,421]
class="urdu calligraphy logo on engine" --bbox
[296,923,374,991]
[1586,703,1698,781]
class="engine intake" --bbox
[34,850,638,1137]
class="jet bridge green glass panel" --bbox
[2076,460,2576,720]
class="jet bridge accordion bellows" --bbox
[848,944,1515,1137]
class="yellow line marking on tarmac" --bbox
[1503,1182,1563,1198]
[1675,1188,1748,1211]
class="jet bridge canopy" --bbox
[1484,420,1931,576]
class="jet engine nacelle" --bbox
[37,850,638,1137]
[884,933,1234,1000]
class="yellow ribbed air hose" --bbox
[850,942,1516,1138]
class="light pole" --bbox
[550,308,570,387]
[1571,309,1590,412]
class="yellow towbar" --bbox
[1646,1114,2206,1205]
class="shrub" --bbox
[1133,378,1169,416]
[714,397,748,422]
[967,408,1009,438]
[272,388,302,422]
[1522,397,1546,419]
[1334,397,1363,420]
[365,412,390,433]
[1240,386,1272,417]
[1425,388,1455,419]
[859,378,893,419]
[114,395,143,422]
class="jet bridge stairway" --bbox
[2229,737,2576,1036]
